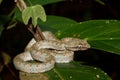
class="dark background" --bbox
[0,0,120,80]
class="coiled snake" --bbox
[13,31,90,73]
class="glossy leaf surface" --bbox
[39,16,120,55]
[45,62,111,80]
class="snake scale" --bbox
[13,31,90,73]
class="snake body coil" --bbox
[13,31,90,73]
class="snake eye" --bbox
[78,45,82,47]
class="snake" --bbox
[13,31,90,73]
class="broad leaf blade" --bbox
[39,15,77,25]
[76,20,120,54]
[22,5,46,27]
[39,15,77,32]
[45,62,111,80]
[40,18,120,55]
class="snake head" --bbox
[61,38,90,51]
[43,31,57,41]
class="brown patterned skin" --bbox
[13,31,90,73]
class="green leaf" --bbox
[1,52,11,66]
[76,20,120,54]
[0,0,2,4]
[45,62,111,80]
[14,0,64,22]
[39,15,77,32]
[40,18,120,55]
[25,0,64,6]
[14,7,22,22]
[22,5,46,27]
[40,15,77,25]
[39,17,112,79]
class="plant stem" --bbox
[6,65,19,80]
[27,19,45,41]
[15,0,45,41]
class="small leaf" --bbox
[0,0,2,4]
[1,52,11,65]
[22,5,46,27]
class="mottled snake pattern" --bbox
[13,31,90,73]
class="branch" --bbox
[27,18,45,41]
[14,0,27,12]
[14,0,45,41]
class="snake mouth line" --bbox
[66,47,90,51]
[26,60,43,63]
[13,31,91,73]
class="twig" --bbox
[14,0,45,42]
[36,25,45,40]
[6,65,19,80]
[14,0,26,12]
[27,18,45,41]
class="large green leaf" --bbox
[39,17,120,55]
[22,5,46,27]
[38,16,112,80]
[39,15,77,32]
[45,62,111,80]
[24,0,64,6]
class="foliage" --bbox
[39,17,120,55]
[0,0,120,80]
[22,5,46,27]
[0,0,2,4]
[45,62,111,80]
